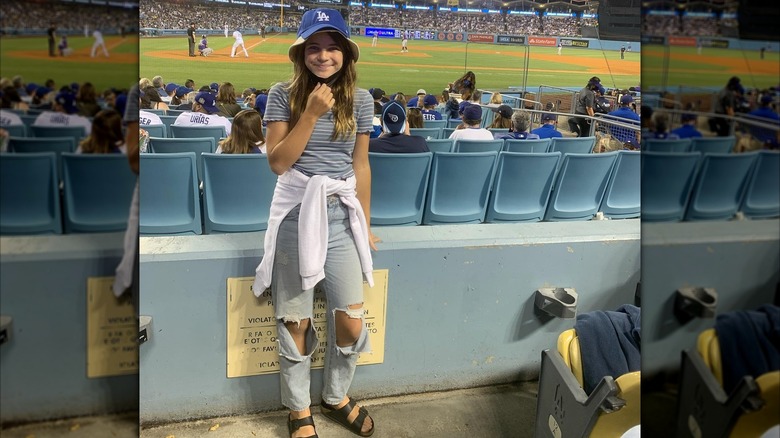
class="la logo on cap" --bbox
[316,11,330,22]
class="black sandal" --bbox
[320,398,375,437]
[288,413,318,438]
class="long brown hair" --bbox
[218,109,265,154]
[216,82,237,105]
[286,31,357,141]
[79,109,124,153]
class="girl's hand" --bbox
[305,83,335,119]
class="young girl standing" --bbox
[252,8,379,438]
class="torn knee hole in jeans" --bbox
[277,317,318,361]
[334,303,364,319]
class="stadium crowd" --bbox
[139,1,593,37]
[643,13,736,37]
[1,0,137,34]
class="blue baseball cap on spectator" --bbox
[71,82,79,92]
[210,82,219,93]
[165,83,178,94]
[55,91,78,114]
[381,100,406,134]
[194,91,219,114]
[175,86,190,98]
[288,8,360,62]
[462,104,482,122]
[26,83,38,95]
[423,94,438,106]
[542,112,557,121]
[760,94,773,105]
[620,94,634,105]
[681,113,697,122]
[115,93,127,118]
[458,100,471,115]
[35,86,51,99]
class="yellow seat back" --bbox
[697,328,723,387]
[557,329,584,388]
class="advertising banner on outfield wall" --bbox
[642,35,665,45]
[496,35,525,44]
[528,36,557,46]
[561,38,590,48]
[467,34,495,43]
[702,38,729,48]
[437,32,465,41]
[668,36,696,46]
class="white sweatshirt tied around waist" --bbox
[253,167,374,296]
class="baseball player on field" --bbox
[224,24,228,38]
[231,29,249,58]
[91,29,109,57]
[198,35,213,57]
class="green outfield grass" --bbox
[140,34,640,96]
[0,35,138,92]
[641,45,779,90]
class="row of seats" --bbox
[136,150,639,236]
[642,136,736,154]
[642,150,779,221]
[5,125,86,145]
[0,152,136,235]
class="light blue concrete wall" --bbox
[0,233,138,424]
[138,220,640,424]
[642,220,780,376]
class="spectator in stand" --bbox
[141,86,169,111]
[152,76,167,97]
[30,86,55,109]
[442,90,459,119]
[393,92,408,109]
[139,77,153,90]
[0,87,25,128]
[173,91,232,135]
[452,71,476,95]
[1,86,29,113]
[407,89,426,108]
[172,86,190,107]
[449,104,492,140]
[216,82,242,118]
[407,107,424,128]
[76,82,101,117]
[372,88,386,114]
[185,79,196,90]
[102,89,117,111]
[216,109,265,154]
[76,109,126,154]
[531,112,563,139]
[494,110,540,140]
[607,94,641,146]
[746,94,779,149]
[670,113,703,139]
[488,104,513,129]
[489,92,502,105]
[421,94,442,121]
[139,105,163,127]
[709,76,741,137]
[33,90,92,136]
[176,90,197,111]
[649,111,679,139]
[369,100,429,153]
[253,89,268,116]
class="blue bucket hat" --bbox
[288,8,360,62]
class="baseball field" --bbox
[139,34,640,96]
[641,45,779,90]
[0,35,139,92]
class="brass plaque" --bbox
[227,270,388,378]
[86,277,138,378]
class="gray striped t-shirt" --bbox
[265,83,374,179]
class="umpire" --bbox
[187,23,196,57]
[568,77,600,137]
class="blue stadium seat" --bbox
[31,125,86,144]
[599,150,641,219]
[61,153,136,233]
[486,152,561,223]
[480,107,494,128]
[201,153,277,233]
[149,137,216,181]
[169,125,227,146]
[425,138,454,153]
[684,152,758,221]
[454,139,504,153]
[9,136,76,178]
[369,152,433,226]
[145,108,167,116]
[550,136,596,156]
[0,152,62,235]
[423,151,498,224]
[503,138,551,153]
[166,109,186,117]
[641,151,702,222]
[642,138,691,153]
[442,128,456,138]
[689,136,735,154]
[740,150,779,218]
[158,115,178,134]
[409,127,443,140]
[487,128,509,136]
[140,152,202,235]
[446,119,462,129]
[142,124,167,138]
[423,119,447,130]
[20,115,38,128]
[4,124,27,137]
[544,151,618,221]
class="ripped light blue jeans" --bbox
[272,195,371,411]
